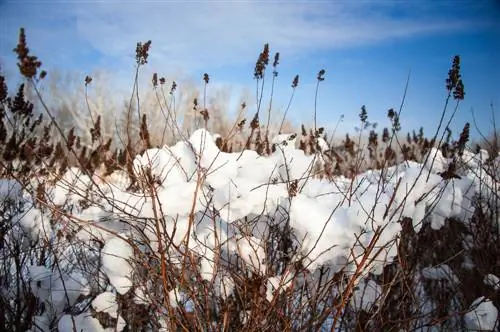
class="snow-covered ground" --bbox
[1,129,499,331]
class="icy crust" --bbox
[4,129,499,330]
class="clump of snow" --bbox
[91,292,126,331]
[423,147,449,174]
[0,179,23,201]
[3,127,499,329]
[92,292,118,316]
[421,264,459,283]
[13,208,51,242]
[58,312,104,332]
[484,274,500,291]
[50,167,93,205]
[102,236,134,295]
[350,279,382,312]
[464,297,498,331]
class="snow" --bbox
[92,292,118,316]
[13,208,52,242]
[484,274,500,291]
[421,264,460,283]
[102,236,134,295]
[58,312,104,332]
[350,279,382,312]
[0,179,23,201]
[2,128,499,329]
[464,297,498,331]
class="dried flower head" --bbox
[292,75,299,88]
[135,40,152,65]
[454,79,465,100]
[254,43,270,79]
[39,70,47,80]
[200,109,210,122]
[159,77,165,85]
[203,73,210,84]
[84,75,92,86]
[170,81,177,94]
[0,75,7,103]
[387,108,395,119]
[152,73,158,87]
[273,52,280,68]
[446,55,465,100]
[456,122,470,156]
[359,105,368,123]
[317,69,326,81]
[446,55,461,92]
[237,119,246,130]
[13,28,42,79]
[250,112,260,130]
[288,180,298,197]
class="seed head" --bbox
[135,40,152,65]
[317,69,326,81]
[84,75,92,86]
[152,73,158,87]
[292,75,299,88]
[13,28,42,79]
[254,43,270,79]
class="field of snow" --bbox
[1,129,499,331]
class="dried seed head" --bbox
[288,180,298,197]
[292,75,299,88]
[456,122,470,156]
[203,73,210,84]
[152,73,158,87]
[446,55,465,100]
[446,55,461,92]
[84,75,92,86]
[387,108,395,119]
[135,40,152,65]
[273,52,280,67]
[159,77,165,85]
[254,43,270,79]
[170,81,177,94]
[200,109,210,122]
[13,28,42,79]
[0,75,7,103]
[317,69,325,81]
[250,112,260,130]
[359,105,368,123]
[454,79,465,100]
[237,119,246,130]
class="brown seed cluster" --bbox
[13,28,43,79]
[446,55,465,100]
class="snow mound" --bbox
[464,297,498,331]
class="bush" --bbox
[0,28,498,331]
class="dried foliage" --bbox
[0,28,498,332]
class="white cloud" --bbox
[67,1,476,72]
[0,1,485,81]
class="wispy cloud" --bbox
[1,1,486,73]
[71,1,480,70]
[1,1,497,137]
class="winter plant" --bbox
[0,28,498,331]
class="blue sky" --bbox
[1,0,499,139]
